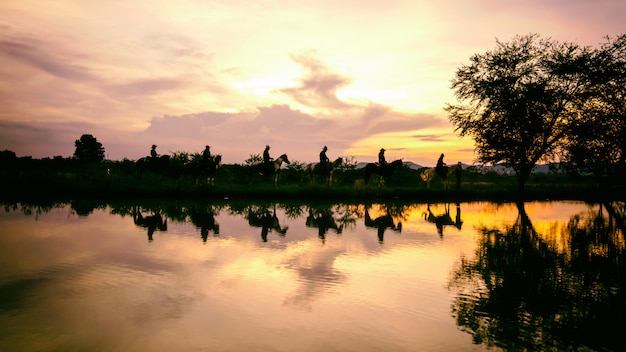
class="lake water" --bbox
[1,200,624,351]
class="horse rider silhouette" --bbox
[320,146,330,171]
[202,145,211,162]
[378,148,387,171]
[262,145,273,175]
[436,153,448,179]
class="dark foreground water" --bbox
[1,200,625,351]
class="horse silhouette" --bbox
[305,206,344,241]
[133,206,167,241]
[364,159,403,185]
[423,203,462,236]
[364,207,402,243]
[250,154,291,187]
[246,205,289,242]
[420,164,461,189]
[306,157,343,186]
[192,155,222,185]
[136,155,170,176]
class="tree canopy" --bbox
[74,134,105,163]
[445,34,589,190]
[566,34,626,183]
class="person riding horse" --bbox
[319,146,330,172]
[436,153,449,179]
[202,145,211,162]
[262,145,273,175]
[149,144,159,167]
[378,148,387,171]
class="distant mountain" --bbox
[354,161,566,174]
[472,163,567,175]
[403,161,424,170]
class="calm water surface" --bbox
[1,200,624,351]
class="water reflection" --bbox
[315,204,360,242]
[187,205,220,242]
[449,201,626,351]
[364,204,403,243]
[2,200,625,351]
[244,204,289,242]
[424,203,463,236]
[133,206,168,241]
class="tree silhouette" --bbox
[73,134,105,163]
[445,34,587,191]
[566,34,626,185]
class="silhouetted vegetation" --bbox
[73,134,105,163]
[0,148,619,202]
[446,34,626,191]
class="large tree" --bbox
[74,134,105,162]
[566,34,626,185]
[445,34,586,191]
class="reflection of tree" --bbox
[70,200,104,217]
[133,206,167,242]
[449,201,626,351]
[364,204,404,243]
[424,203,463,236]
[245,205,288,242]
[2,201,65,219]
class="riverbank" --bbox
[1,181,621,204]
[1,161,623,203]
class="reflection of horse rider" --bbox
[455,203,463,230]
[320,146,330,171]
[378,148,387,171]
[436,153,448,178]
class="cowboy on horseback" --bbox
[150,144,158,160]
[436,153,449,179]
[262,145,273,175]
[203,145,211,162]
[378,148,387,171]
[319,146,330,172]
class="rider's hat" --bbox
[323,146,328,150]
[152,144,157,148]
[380,148,385,151]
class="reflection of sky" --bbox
[0,201,595,351]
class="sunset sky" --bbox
[1,1,625,166]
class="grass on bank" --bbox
[0,160,621,202]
